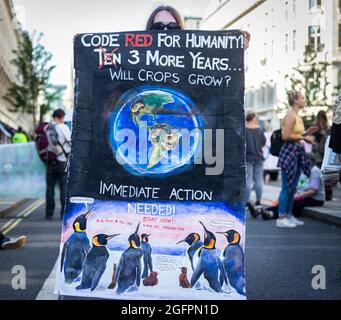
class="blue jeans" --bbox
[278,169,301,217]
[246,161,264,203]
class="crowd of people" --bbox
[246,90,340,228]
[1,5,340,251]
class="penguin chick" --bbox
[143,271,158,286]
[179,267,191,288]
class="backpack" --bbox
[270,129,283,157]
[35,123,62,163]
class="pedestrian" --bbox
[45,109,71,220]
[0,231,26,250]
[12,126,28,144]
[276,91,314,228]
[145,5,250,49]
[306,110,333,200]
[306,111,329,166]
[245,112,266,211]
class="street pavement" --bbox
[0,194,340,300]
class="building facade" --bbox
[0,0,31,143]
[201,0,340,129]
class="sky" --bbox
[13,0,211,86]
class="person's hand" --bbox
[302,135,315,144]
[294,194,304,202]
[240,30,250,50]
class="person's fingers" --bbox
[242,31,251,40]
[240,30,251,49]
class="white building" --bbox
[201,0,340,129]
[184,16,203,30]
[0,0,32,142]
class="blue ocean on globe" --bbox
[108,86,205,177]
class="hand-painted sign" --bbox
[57,30,246,300]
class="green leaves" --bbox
[3,30,60,129]
[285,45,340,118]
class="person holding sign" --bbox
[145,5,250,49]
[57,6,249,300]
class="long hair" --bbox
[315,110,328,130]
[146,5,184,31]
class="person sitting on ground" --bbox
[249,154,325,220]
[0,231,26,250]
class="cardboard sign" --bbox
[57,30,246,300]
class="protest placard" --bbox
[57,30,246,300]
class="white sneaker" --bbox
[1,236,26,250]
[276,217,297,228]
[289,216,304,226]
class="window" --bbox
[246,91,255,109]
[308,25,322,51]
[259,87,266,106]
[264,42,267,58]
[271,40,274,57]
[309,0,321,10]
[285,34,288,52]
[293,0,297,17]
[293,30,296,51]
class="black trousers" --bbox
[292,198,324,217]
[266,197,324,218]
[46,160,67,217]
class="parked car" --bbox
[263,132,280,181]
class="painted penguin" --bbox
[76,234,120,291]
[190,221,228,293]
[141,233,153,278]
[217,230,245,295]
[179,267,191,288]
[115,223,143,295]
[60,209,92,284]
[177,233,203,271]
[143,271,158,286]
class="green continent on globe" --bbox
[130,92,174,126]
[129,92,180,169]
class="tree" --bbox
[278,45,340,123]
[3,31,60,129]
